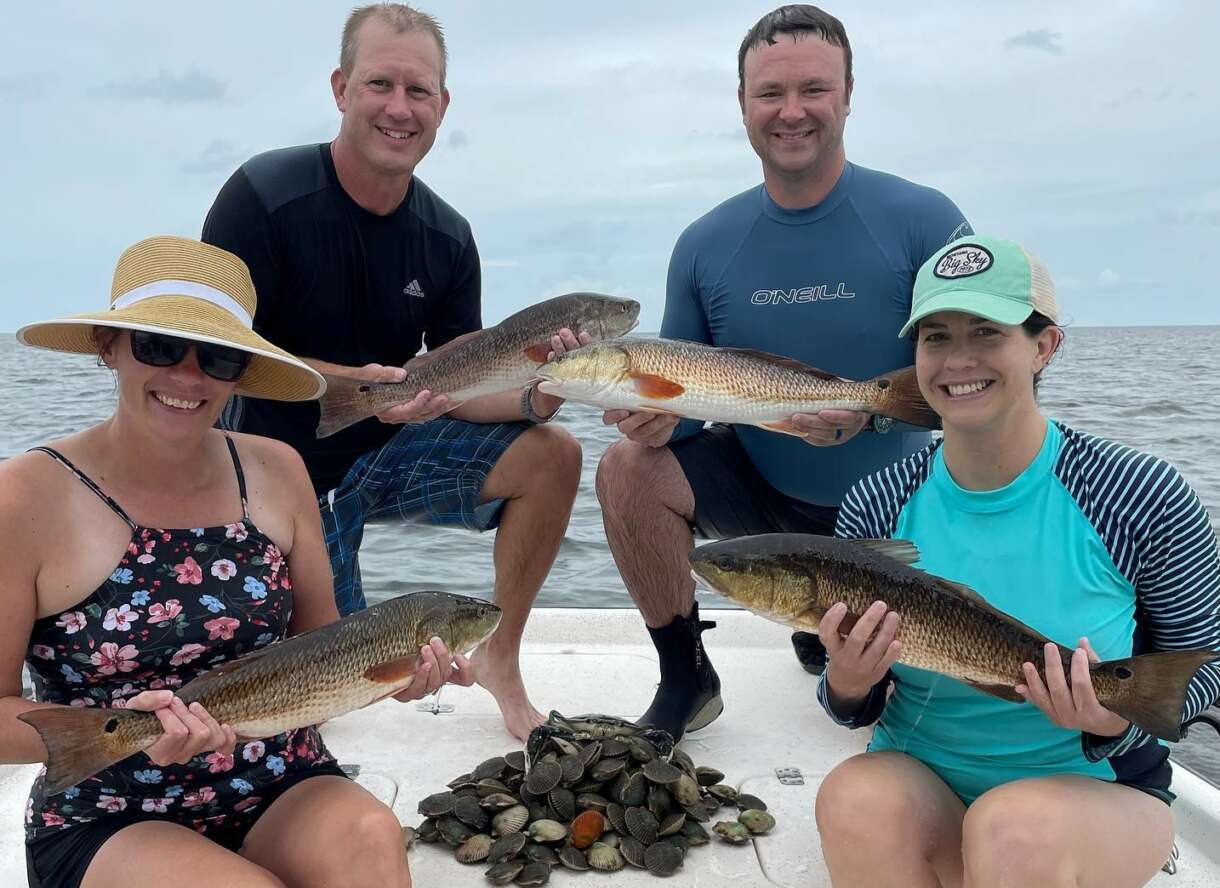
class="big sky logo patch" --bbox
[934,245,994,279]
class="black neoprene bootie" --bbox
[637,602,723,742]
[791,630,828,675]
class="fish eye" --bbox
[358,385,371,393]
[104,718,120,733]
[1115,666,1133,680]
[876,379,890,390]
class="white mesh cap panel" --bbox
[1020,245,1060,322]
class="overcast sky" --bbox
[3,1,1218,334]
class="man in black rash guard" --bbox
[202,3,585,743]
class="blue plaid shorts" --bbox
[319,418,529,616]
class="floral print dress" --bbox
[23,440,334,844]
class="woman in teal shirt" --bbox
[815,235,1220,887]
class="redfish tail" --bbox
[1100,649,1219,742]
[869,366,940,430]
[18,707,140,796]
[316,375,382,439]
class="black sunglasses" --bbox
[129,330,252,383]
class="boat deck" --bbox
[2,608,1218,885]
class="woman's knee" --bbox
[962,783,1068,880]
[333,803,409,880]
[816,754,929,847]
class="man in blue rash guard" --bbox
[595,4,972,742]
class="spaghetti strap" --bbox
[222,435,251,520]
[28,447,138,530]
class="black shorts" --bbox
[26,762,349,888]
[670,424,839,539]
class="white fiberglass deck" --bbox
[2,609,1219,886]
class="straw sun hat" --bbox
[16,235,324,401]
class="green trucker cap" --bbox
[899,235,1060,338]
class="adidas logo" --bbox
[402,279,425,298]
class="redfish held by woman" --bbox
[690,534,1218,742]
[534,338,940,432]
[20,592,501,795]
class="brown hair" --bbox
[738,5,852,89]
[340,3,447,87]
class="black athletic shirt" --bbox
[202,143,480,495]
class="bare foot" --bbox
[469,643,546,742]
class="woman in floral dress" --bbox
[1,236,469,888]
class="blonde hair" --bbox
[340,3,447,87]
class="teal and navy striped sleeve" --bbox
[1053,425,1220,759]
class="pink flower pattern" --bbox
[23,499,332,844]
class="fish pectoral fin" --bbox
[840,538,922,566]
[629,372,685,399]
[524,342,552,363]
[760,419,802,435]
[364,656,419,684]
[963,679,1025,703]
[790,605,826,633]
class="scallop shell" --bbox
[454,795,490,830]
[614,770,648,807]
[739,808,776,835]
[480,792,519,811]
[515,861,551,886]
[642,759,682,785]
[600,738,630,758]
[547,787,575,822]
[673,774,702,808]
[587,842,626,872]
[707,784,738,803]
[694,766,725,786]
[477,779,512,797]
[492,804,529,836]
[619,835,647,869]
[527,801,550,824]
[591,757,627,782]
[713,820,752,844]
[504,750,527,772]
[569,809,605,849]
[417,817,441,843]
[528,819,568,844]
[418,790,458,817]
[578,740,602,769]
[557,845,590,871]
[658,812,686,836]
[670,748,696,774]
[647,785,673,820]
[558,754,584,786]
[524,842,560,866]
[456,833,494,864]
[624,806,660,845]
[488,831,528,864]
[438,815,475,847]
[628,736,659,763]
[606,803,629,836]
[736,793,767,812]
[601,832,621,849]
[401,825,418,851]
[548,736,580,757]
[525,760,563,795]
[645,840,684,876]
[474,756,508,780]
[448,773,476,789]
[682,819,711,845]
[485,860,525,884]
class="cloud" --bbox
[1098,268,1121,288]
[182,140,243,175]
[100,67,227,103]
[447,130,469,150]
[481,258,521,268]
[1003,29,1063,55]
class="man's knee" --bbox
[595,439,680,514]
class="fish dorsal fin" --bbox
[926,574,1054,644]
[840,538,921,566]
[719,347,850,382]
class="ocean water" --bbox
[3,327,1219,781]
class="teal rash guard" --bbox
[661,162,971,506]
[819,420,1220,804]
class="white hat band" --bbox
[111,279,254,328]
